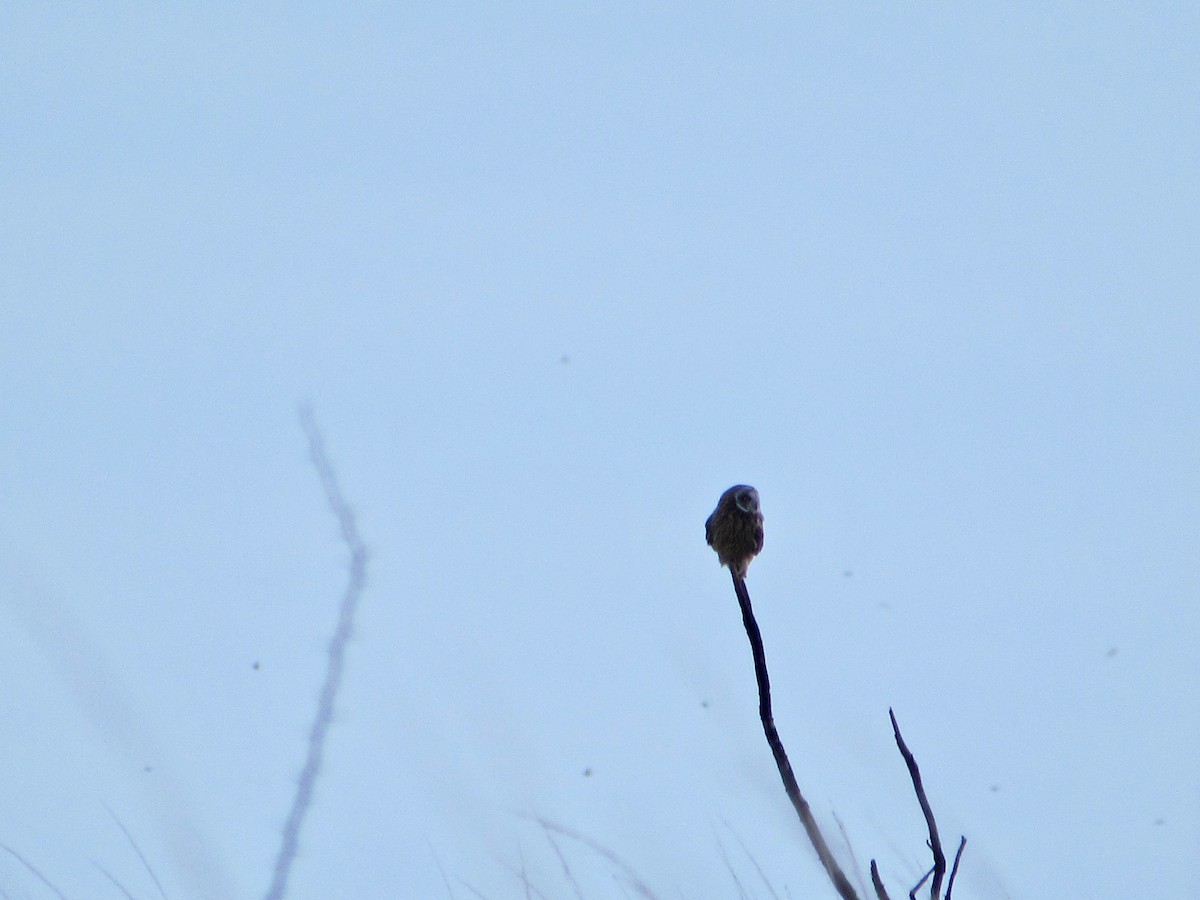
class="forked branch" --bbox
[728,572,968,900]
[887,709,966,900]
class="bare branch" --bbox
[457,881,492,900]
[944,837,967,899]
[889,709,945,899]
[264,407,369,900]
[106,805,168,900]
[731,572,859,900]
[869,860,892,900]
[908,865,933,900]
[429,845,458,900]
[92,861,136,900]
[0,843,68,900]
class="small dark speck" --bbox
[1106,647,1118,658]
[701,700,709,709]
[143,765,154,773]
[559,355,571,365]
[583,768,592,777]
[1154,818,1165,826]
[842,570,853,578]
[989,785,1000,793]
[252,661,261,670]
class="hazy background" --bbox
[2,5,1197,898]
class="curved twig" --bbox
[265,407,369,900]
[869,860,893,900]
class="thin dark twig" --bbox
[869,860,892,900]
[944,837,967,899]
[265,406,369,900]
[908,865,933,900]
[731,572,859,900]
[889,709,945,899]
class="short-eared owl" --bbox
[705,485,764,578]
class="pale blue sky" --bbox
[2,5,1198,899]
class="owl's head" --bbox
[731,485,760,514]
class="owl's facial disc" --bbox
[735,488,759,513]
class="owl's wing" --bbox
[753,520,764,555]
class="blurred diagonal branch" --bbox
[0,842,68,899]
[105,805,167,900]
[264,406,369,900]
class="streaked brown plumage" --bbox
[705,485,764,578]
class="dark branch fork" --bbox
[885,709,966,900]
[889,708,945,898]
[727,569,966,900]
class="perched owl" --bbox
[705,485,764,578]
